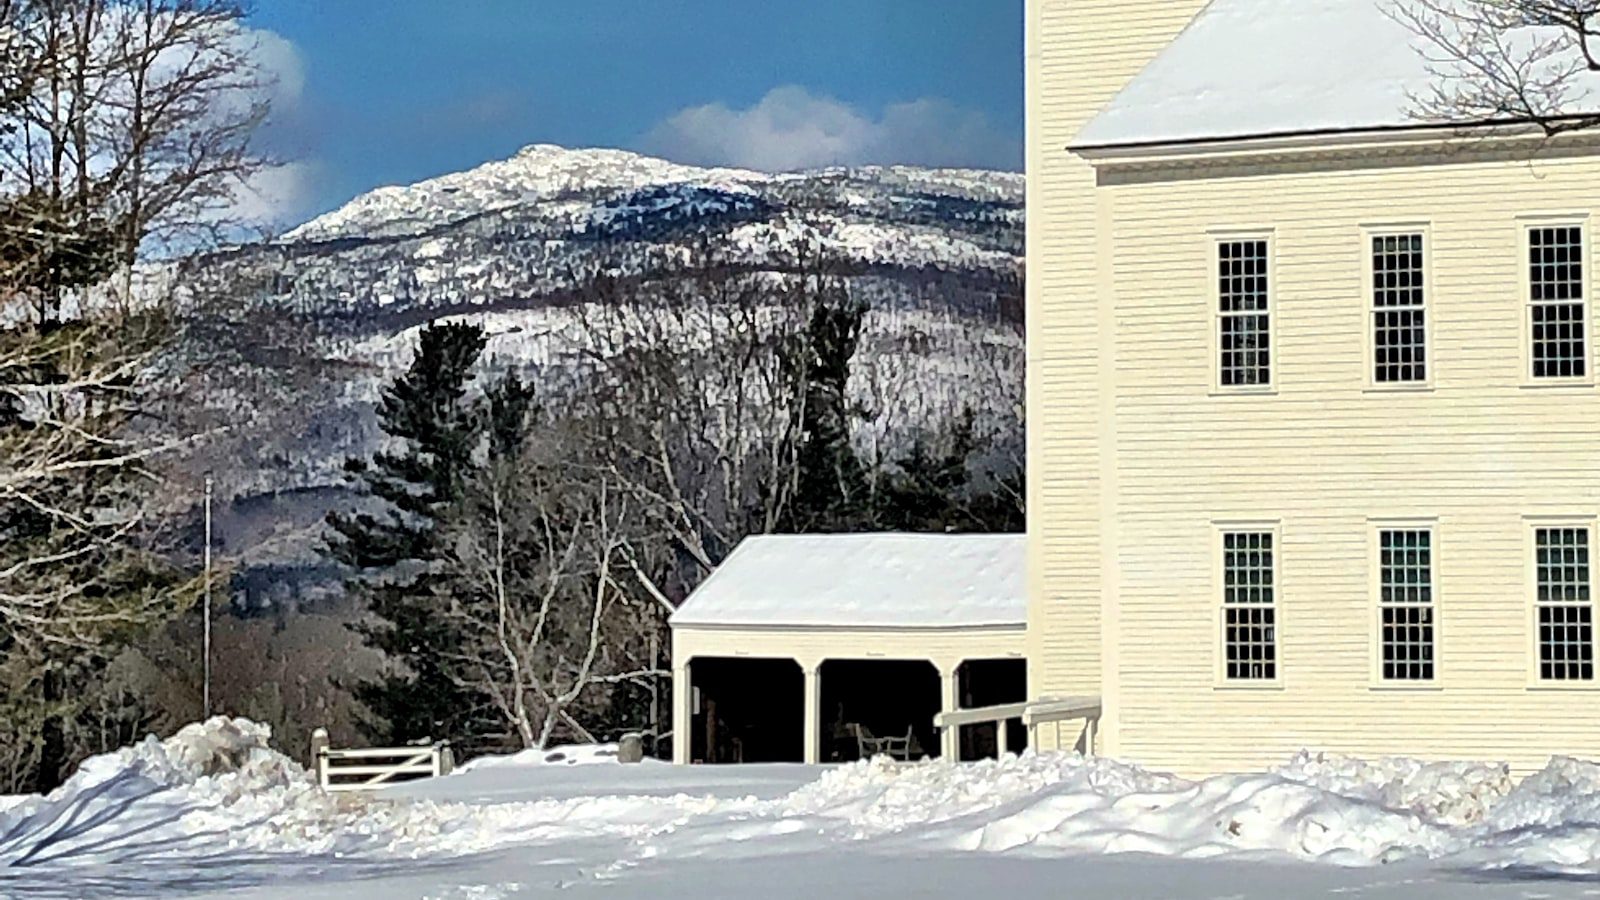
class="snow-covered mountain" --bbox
[188,145,1024,604]
[237,143,1022,322]
[285,145,772,243]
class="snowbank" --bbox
[13,716,1600,894]
[0,717,565,871]
[780,751,1600,873]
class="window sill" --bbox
[1212,681,1286,692]
[1368,683,1443,692]
[1526,681,1600,691]
[1208,388,1279,399]
[1362,384,1435,395]
[1519,379,1596,390]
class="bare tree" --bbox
[1,0,276,320]
[569,239,856,603]
[1396,0,1600,134]
[435,426,665,751]
[0,314,193,644]
[0,0,277,791]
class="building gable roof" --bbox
[1074,0,1600,150]
[1076,0,1429,149]
[669,533,1025,630]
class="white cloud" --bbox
[642,86,1020,173]
[246,26,308,115]
[224,26,317,228]
[228,161,321,229]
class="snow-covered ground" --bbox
[6,719,1600,898]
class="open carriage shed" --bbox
[670,534,1027,765]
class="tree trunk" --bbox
[37,668,65,791]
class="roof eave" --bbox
[1068,118,1591,165]
[668,620,1029,633]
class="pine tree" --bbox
[877,410,977,532]
[876,407,1026,534]
[485,371,537,461]
[786,295,868,532]
[325,321,490,745]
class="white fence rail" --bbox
[934,701,1029,756]
[310,728,454,792]
[933,695,1102,757]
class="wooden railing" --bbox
[1023,695,1102,755]
[310,728,454,792]
[933,695,1102,757]
[934,701,1029,756]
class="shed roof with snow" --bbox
[1073,0,1599,149]
[669,534,1025,630]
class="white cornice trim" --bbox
[1072,122,1600,170]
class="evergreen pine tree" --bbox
[325,321,490,745]
[877,408,978,532]
[484,371,537,461]
[876,407,1025,534]
[786,296,868,532]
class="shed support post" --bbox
[803,664,821,765]
[940,666,959,762]
[997,718,1009,756]
[673,665,692,764]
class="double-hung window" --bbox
[1377,528,1435,681]
[1536,526,1594,682]
[1222,530,1277,681]
[1370,232,1428,385]
[1528,224,1589,380]
[1217,239,1272,389]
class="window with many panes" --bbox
[1371,233,1427,384]
[1378,529,1434,681]
[1222,530,1276,680]
[1218,239,1271,388]
[1528,225,1588,379]
[1537,526,1594,681]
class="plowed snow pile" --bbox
[10,717,1600,895]
[0,719,742,864]
[0,718,502,868]
[782,751,1600,873]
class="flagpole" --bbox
[203,474,213,720]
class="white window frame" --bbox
[1214,521,1283,688]
[1362,225,1434,391]
[1368,519,1440,688]
[1527,517,1598,688]
[1210,232,1277,395]
[1520,217,1594,387]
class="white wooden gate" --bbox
[310,728,454,792]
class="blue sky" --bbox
[245,0,1022,224]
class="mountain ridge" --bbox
[186,144,1026,604]
[285,143,1024,246]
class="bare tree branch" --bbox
[1396,0,1600,134]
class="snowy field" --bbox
[6,720,1600,898]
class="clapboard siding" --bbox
[1104,150,1600,775]
[1025,0,1210,750]
[1031,2,1600,773]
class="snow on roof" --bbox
[669,534,1025,630]
[1075,0,1535,149]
